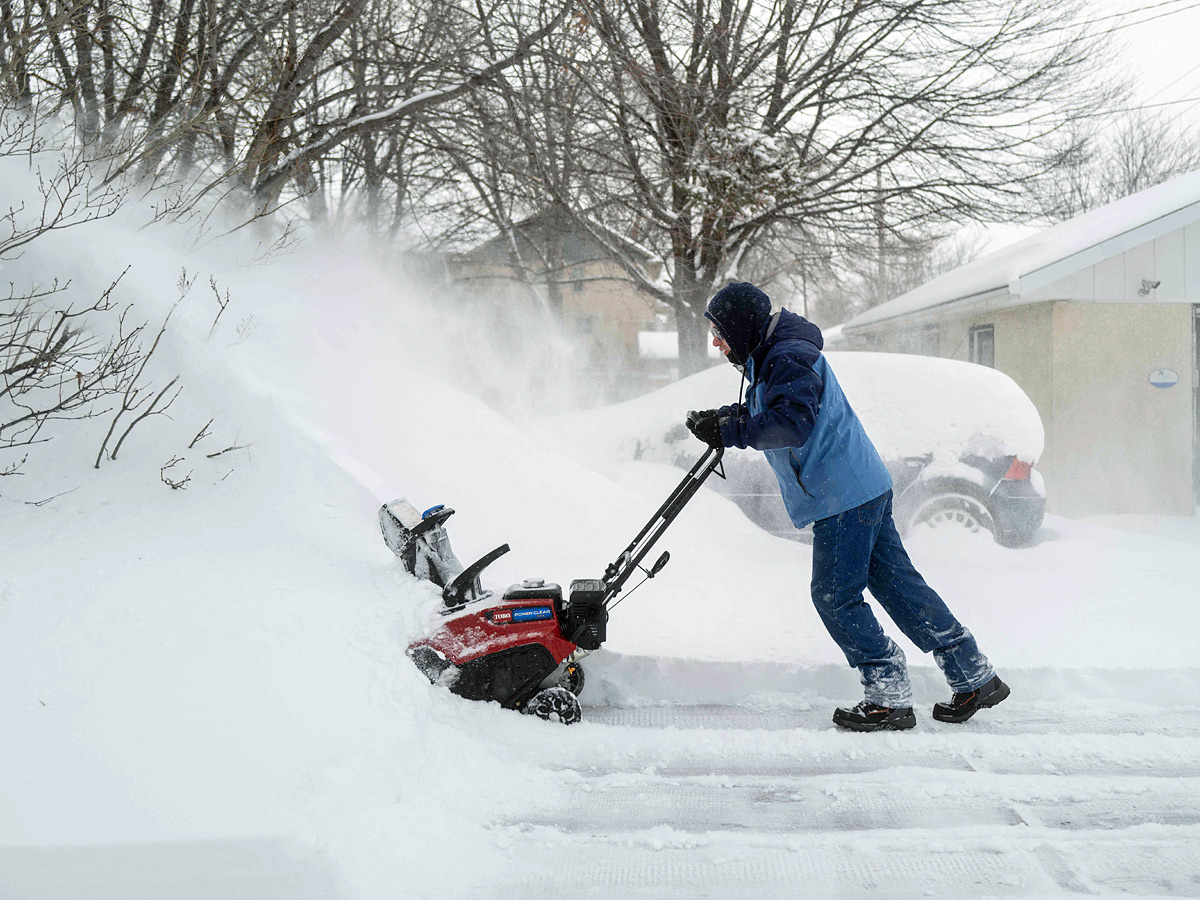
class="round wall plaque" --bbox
[1149,368,1179,389]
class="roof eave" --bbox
[844,187,1200,334]
[842,286,1018,334]
[1016,196,1200,295]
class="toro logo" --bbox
[489,609,513,624]
[512,606,553,623]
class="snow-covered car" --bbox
[561,352,1047,547]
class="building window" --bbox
[969,324,995,368]
[899,324,940,357]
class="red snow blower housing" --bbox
[380,446,724,724]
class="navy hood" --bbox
[704,282,772,366]
[766,308,824,358]
[705,283,823,367]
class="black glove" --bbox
[685,409,723,449]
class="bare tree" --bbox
[1031,109,1200,221]
[242,0,572,219]
[431,5,606,315]
[486,0,1116,372]
[0,107,174,476]
[0,0,571,233]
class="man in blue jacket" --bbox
[686,282,1008,731]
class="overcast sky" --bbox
[1098,0,1200,121]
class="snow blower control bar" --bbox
[600,445,725,606]
[562,445,723,650]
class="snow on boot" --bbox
[521,686,582,725]
[832,701,916,732]
[932,675,1010,723]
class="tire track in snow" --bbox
[487,700,1200,898]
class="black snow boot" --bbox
[932,675,1010,723]
[832,701,916,732]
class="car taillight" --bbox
[1003,458,1032,480]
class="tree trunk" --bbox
[676,304,708,376]
[544,227,564,315]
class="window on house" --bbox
[969,324,995,368]
[899,324,940,357]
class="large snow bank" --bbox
[0,157,559,896]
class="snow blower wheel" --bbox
[558,662,585,696]
[522,686,582,725]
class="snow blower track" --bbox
[488,693,1200,899]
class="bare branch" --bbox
[188,417,213,448]
[159,454,192,490]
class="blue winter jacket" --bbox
[712,309,892,528]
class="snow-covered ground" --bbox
[3,160,1199,898]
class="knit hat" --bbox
[704,282,773,366]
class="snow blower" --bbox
[380,446,725,724]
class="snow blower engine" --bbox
[380,446,725,724]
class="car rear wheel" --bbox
[906,491,994,537]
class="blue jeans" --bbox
[810,490,994,707]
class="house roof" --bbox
[459,206,657,265]
[820,323,847,349]
[843,169,1200,332]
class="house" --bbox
[841,173,1200,518]
[447,207,668,372]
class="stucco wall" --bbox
[560,260,659,362]
[973,305,1056,489]
[450,257,659,363]
[1050,302,1194,516]
[845,300,1196,517]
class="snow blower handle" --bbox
[600,445,724,605]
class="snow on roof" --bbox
[638,331,723,360]
[821,323,847,349]
[845,169,1200,331]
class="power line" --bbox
[1035,92,1200,122]
[1036,0,1200,37]
[1074,0,1199,28]
[1089,0,1200,29]
[1099,93,1200,115]
[1145,59,1200,101]
[1106,1,1200,32]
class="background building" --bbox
[842,173,1200,518]
[448,207,669,380]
